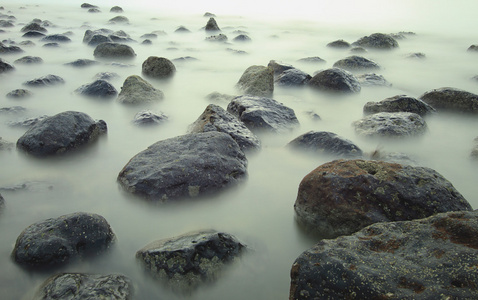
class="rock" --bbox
[175,26,191,33]
[227,95,299,133]
[117,131,247,201]
[205,33,227,42]
[33,273,133,300]
[75,80,118,98]
[0,106,26,114]
[17,111,106,157]
[6,89,32,99]
[205,91,236,103]
[110,6,124,13]
[108,16,129,24]
[0,138,14,151]
[88,34,114,46]
[88,8,101,13]
[172,56,198,63]
[133,110,168,126]
[471,137,478,159]
[356,73,391,87]
[8,115,49,128]
[23,74,64,87]
[205,17,220,31]
[287,131,362,158]
[204,12,216,17]
[83,29,113,44]
[93,71,119,81]
[353,112,427,137]
[117,75,164,104]
[352,33,399,49]
[407,52,426,59]
[109,30,135,43]
[42,42,59,48]
[236,65,274,97]
[467,45,478,52]
[22,31,46,38]
[21,22,47,33]
[12,212,115,268]
[308,68,361,93]
[364,95,435,116]
[40,34,71,43]
[233,34,251,42]
[290,210,478,299]
[93,42,136,59]
[268,60,295,76]
[350,46,367,53]
[19,40,35,47]
[65,58,98,67]
[141,56,176,79]
[0,193,4,209]
[275,68,312,86]
[140,33,157,39]
[188,104,261,152]
[332,55,380,71]
[327,39,350,48]
[81,3,98,8]
[297,56,326,64]
[0,20,14,27]
[419,87,478,114]
[0,41,23,54]
[294,159,472,238]
[0,58,14,73]
[136,229,246,293]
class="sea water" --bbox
[0,1,477,299]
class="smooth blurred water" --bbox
[1,1,478,299]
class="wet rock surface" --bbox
[287,131,362,158]
[364,94,436,116]
[352,33,399,49]
[17,111,107,157]
[275,68,312,87]
[142,56,176,79]
[117,75,164,104]
[117,131,247,201]
[136,229,246,293]
[290,210,478,300]
[12,212,115,268]
[93,42,136,59]
[419,87,478,114]
[294,159,472,238]
[227,95,299,133]
[353,112,427,137]
[308,68,361,93]
[236,65,274,97]
[74,80,118,98]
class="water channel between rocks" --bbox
[0,1,477,299]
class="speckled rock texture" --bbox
[117,75,163,104]
[332,55,380,71]
[364,94,435,116]
[294,159,472,238]
[290,210,478,299]
[236,65,274,97]
[141,56,176,79]
[353,112,427,137]
[352,33,399,49]
[93,42,135,59]
[308,68,361,93]
[419,87,478,114]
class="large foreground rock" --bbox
[117,75,163,104]
[419,87,478,114]
[290,210,478,299]
[17,111,107,157]
[352,33,399,49]
[236,65,274,97]
[117,132,247,201]
[33,273,133,300]
[93,42,136,59]
[308,68,361,93]
[287,131,362,158]
[188,104,261,152]
[364,94,435,116]
[136,229,245,293]
[294,159,472,238]
[353,112,427,137]
[227,95,299,133]
[12,212,115,268]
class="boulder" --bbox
[353,112,427,137]
[294,159,472,238]
[21,22,47,33]
[33,273,133,300]
[175,26,191,33]
[109,30,135,43]
[93,42,136,59]
[356,73,391,87]
[65,58,99,67]
[268,60,295,76]
[108,16,129,24]
[142,56,176,79]
[352,33,399,49]
[308,68,361,93]
[132,110,168,126]
[275,68,312,86]
[332,55,380,71]
[205,17,220,31]
[0,58,14,73]
[419,87,478,114]
[23,74,64,87]
[17,111,106,157]
[233,34,251,42]
[136,229,246,293]
[14,55,43,64]
[12,212,115,268]
[290,210,478,299]
[326,39,350,48]
[188,104,261,152]
[117,131,247,201]
[0,42,23,54]
[74,80,118,98]
[6,89,32,99]
[22,31,46,38]
[40,34,71,43]
[42,42,60,48]
[467,45,478,52]
[117,75,164,104]
[83,29,113,44]
[287,131,362,158]
[364,95,436,116]
[227,95,299,133]
[0,20,14,27]
[81,3,98,8]
[236,65,274,97]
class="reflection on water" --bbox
[0,1,478,299]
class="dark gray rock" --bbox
[19,40,36,47]
[33,273,133,300]
[204,12,216,17]
[110,6,124,13]
[467,45,478,52]
[142,56,176,79]
[136,229,246,293]
[327,39,350,48]
[117,75,164,104]
[93,42,136,59]
[236,65,274,97]
[12,212,115,268]
[0,20,14,27]
[87,34,112,46]
[22,31,46,38]
[275,68,311,86]
[6,89,32,99]
[227,95,299,133]
[0,193,4,210]
[108,16,129,24]
[290,210,478,299]
[297,56,326,64]
[75,80,118,98]
[419,87,478,114]
[352,33,399,49]
[81,3,98,8]
[205,33,227,42]
[268,60,295,76]
[175,26,191,33]
[332,55,380,71]
[0,41,23,54]
[308,68,361,93]
[142,39,152,45]
[83,29,113,44]
[40,34,71,43]
[17,111,106,157]
[356,73,391,87]
[205,17,220,31]
[132,110,168,126]
[65,58,99,67]
[42,42,60,48]
[364,95,435,116]
[8,115,49,128]
[88,8,101,13]
[109,30,135,43]
[294,159,472,238]
[188,104,261,152]
[0,58,14,73]
[233,34,251,42]
[23,74,64,87]
[21,22,47,32]
[353,112,427,137]
[288,131,362,158]
[140,33,157,39]
[117,131,247,201]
